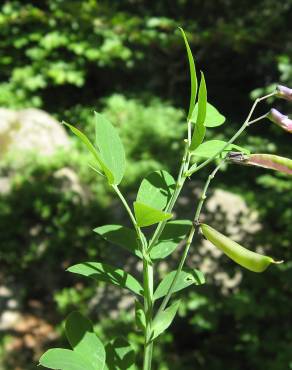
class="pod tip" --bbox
[273,259,284,265]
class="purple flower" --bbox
[267,108,292,133]
[277,85,292,102]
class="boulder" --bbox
[0,108,70,158]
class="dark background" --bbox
[0,1,291,369]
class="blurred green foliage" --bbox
[0,0,292,369]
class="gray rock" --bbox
[0,108,70,158]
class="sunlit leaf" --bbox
[133,201,172,227]
[65,312,105,370]
[192,140,250,158]
[190,72,207,150]
[63,122,113,181]
[136,170,175,211]
[94,224,142,258]
[191,102,226,127]
[179,28,198,120]
[153,268,205,300]
[39,348,95,370]
[67,262,143,296]
[95,112,126,185]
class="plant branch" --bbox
[186,92,277,177]
[156,161,225,316]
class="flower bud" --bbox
[277,85,292,102]
[267,108,292,133]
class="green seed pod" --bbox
[200,224,282,273]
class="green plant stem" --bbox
[155,91,276,316]
[156,161,224,316]
[148,138,191,252]
[112,185,154,370]
[187,92,277,177]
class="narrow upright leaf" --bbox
[133,201,172,228]
[151,300,180,340]
[94,224,142,258]
[179,28,198,120]
[191,102,226,127]
[150,220,191,260]
[105,337,136,370]
[68,262,143,296]
[190,72,207,150]
[39,348,95,370]
[65,312,105,370]
[95,112,126,185]
[153,268,205,300]
[63,122,113,182]
[136,170,175,211]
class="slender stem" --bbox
[156,162,224,316]
[112,185,138,230]
[112,185,154,369]
[148,133,192,252]
[187,92,277,177]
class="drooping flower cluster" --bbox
[228,85,292,175]
[266,85,292,133]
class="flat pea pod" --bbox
[200,224,282,273]
[246,154,292,176]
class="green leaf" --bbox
[133,201,172,227]
[150,220,191,260]
[135,300,146,332]
[153,268,205,300]
[95,112,126,185]
[63,122,113,181]
[65,312,105,370]
[67,262,143,296]
[179,28,198,120]
[191,102,226,127]
[105,337,136,370]
[151,300,180,340]
[136,170,175,211]
[39,348,95,370]
[192,140,250,158]
[190,72,207,150]
[94,224,142,259]
[192,140,230,158]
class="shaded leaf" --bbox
[151,300,180,340]
[68,262,143,296]
[136,170,175,211]
[105,337,136,370]
[39,348,95,370]
[95,112,126,185]
[153,268,205,300]
[150,220,191,260]
[191,102,226,127]
[179,28,198,120]
[94,224,142,258]
[133,201,172,227]
[65,312,105,370]
[135,300,146,332]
